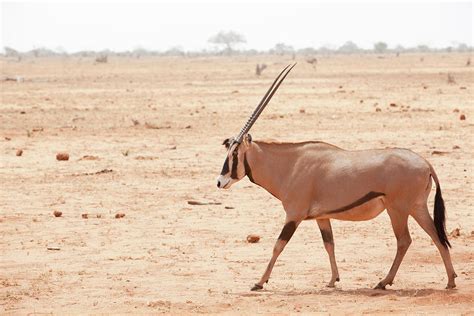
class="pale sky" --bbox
[1,1,472,52]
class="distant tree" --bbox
[394,44,404,51]
[164,46,185,56]
[457,43,469,52]
[373,42,388,53]
[28,47,57,57]
[416,45,430,52]
[4,46,19,57]
[132,46,148,58]
[208,31,246,53]
[272,43,294,55]
[297,47,317,55]
[338,41,359,54]
[318,46,334,54]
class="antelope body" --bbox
[217,64,457,291]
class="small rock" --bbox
[96,214,102,218]
[53,211,62,217]
[80,155,99,160]
[246,234,260,243]
[16,149,23,156]
[460,114,466,120]
[389,103,397,107]
[56,152,69,161]
[452,145,460,150]
[115,213,126,219]
[453,108,460,113]
[450,228,461,238]
[431,150,448,156]
[81,213,88,219]
[299,108,305,113]
[375,107,382,112]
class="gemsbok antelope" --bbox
[217,64,457,291]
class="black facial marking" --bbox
[244,154,254,183]
[230,152,238,179]
[320,229,334,244]
[220,157,229,175]
[278,221,297,241]
[324,191,385,215]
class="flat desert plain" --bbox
[1,54,473,314]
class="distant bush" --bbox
[95,55,108,63]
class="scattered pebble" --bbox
[246,234,260,243]
[450,228,461,238]
[53,211,63,217]
[375,107,382,112]
[460,114,466,120]
[389,103,397,107]
[431,150,449,156]
[82,213,88,219]
[115,213,126,219]
[47,246,61,251]
[187,200,221,206]
[299,108,305,113]
[80,155,99,160]
[16,149,23,156]
[452,145,460,150]
[453,108,460,113]
[56,152,69,161]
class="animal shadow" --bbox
[269,287,451,298]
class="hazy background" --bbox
[1,1,472,53]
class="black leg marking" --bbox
[320,229,333,244]
[278,221,297,241]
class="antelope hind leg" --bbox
[316,219,340,287]
[411,205,457,289]
[375,210,411,290]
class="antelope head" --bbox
[217,63,296,189]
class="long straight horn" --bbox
[235,63,296,143]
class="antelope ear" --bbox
[244,134,252,146]
[222,138,231,149]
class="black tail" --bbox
[433,183,451,248]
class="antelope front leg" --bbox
[316,219,340,287]
[251,220,300,291]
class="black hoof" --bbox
[251,284,263,291]
[374,282,386,290]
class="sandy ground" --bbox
[1,53,473,314]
